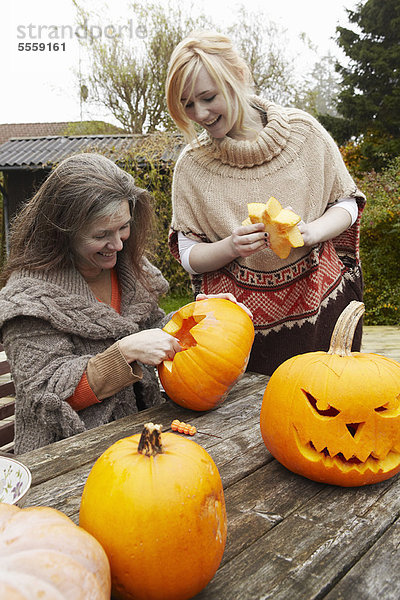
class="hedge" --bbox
[1,138,398,324]
[356,157,400,325]
[126,146,400,325]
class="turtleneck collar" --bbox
[204,98,291,168]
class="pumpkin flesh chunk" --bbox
[244,196,304,259]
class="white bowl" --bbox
[0,456,32,507]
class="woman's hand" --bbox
[118,329,182,366]
[187,223,268,274]
[297,206,352,247]
[297,220,319,247]
[196,293,253,319]
[229,223,268,258]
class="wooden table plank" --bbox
[19,372,269,485]
[195,470,400,599]
[15,371,400,600]
[221,460,325,566]
[324,517,400,600]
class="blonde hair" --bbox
[166,30,255,141]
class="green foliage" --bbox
[159,291,193,314]
[116,132,192,295]
[62,121,128,136]
[334,0,400,170]
[356,157,400,324]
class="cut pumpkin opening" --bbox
[175,316,199,350]
[162,313,207,372]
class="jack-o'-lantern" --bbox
[158,298,254,411]
[260,301,400,487]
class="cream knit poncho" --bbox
[169,99,365,375]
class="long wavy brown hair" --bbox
[1,153,154,284]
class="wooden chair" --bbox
[0,344,15,453]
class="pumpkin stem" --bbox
[138,423,163,456]
[328,301,365,356]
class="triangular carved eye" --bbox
[374,395,400,416]
[302,390,340,417]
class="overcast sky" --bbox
[2,0,360,126]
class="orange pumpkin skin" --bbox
[0,504,111,599]
[158,298,254,411]
[260,305,400,487]
[79,425,227,600]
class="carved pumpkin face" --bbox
[260,302,400,487]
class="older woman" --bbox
[0,153,185,453]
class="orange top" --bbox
[67,269,121,411]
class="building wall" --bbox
[4,169,49,224]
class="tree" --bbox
[73,1,300,133]
[323,0,400,170]
[73,1,212,133]
[227,6,296,106]
[295,52,341,118]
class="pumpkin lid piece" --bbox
[243,196,304,259]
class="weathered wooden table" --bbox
[18,372,400,600]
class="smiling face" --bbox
[74,200,131,278]
[181,66,238,139]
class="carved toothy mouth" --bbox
[293,426,400,474]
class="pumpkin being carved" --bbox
[260,301,400,487]
[79,423,227,600]
[158,298,254,411]
[0,504,111,599]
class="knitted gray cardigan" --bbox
[0,252,169,454]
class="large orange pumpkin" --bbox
[0,504,111,599]
[260,301,400,487]
[79,423,227,600]
[158,298,254,410]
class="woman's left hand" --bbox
[297,220,318,246]
[195,293,253,319]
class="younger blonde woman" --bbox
[166,30,366,375]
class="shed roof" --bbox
[0,133,184,170]
[0,122,71,146]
